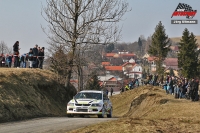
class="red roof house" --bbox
[104,66,123,71]
[163,58,178,70]
[102,62,110,66]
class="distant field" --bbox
[170,35,200,44]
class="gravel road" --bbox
[0,117,117,133]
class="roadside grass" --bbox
[0,68,76,122]
[67,85,200,133]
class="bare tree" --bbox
[0,41,7,55]
[42,0,129,89]
[0,41,13,55]
[140,35,146,41]
[144,35,152,54]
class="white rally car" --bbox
[66,90,112,118]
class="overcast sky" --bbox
[0,0,199,54]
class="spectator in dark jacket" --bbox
[37,48,44,69]
[32,44,39,68]
[13,41,20,67]
[0,54,5,67]
[168,78,173,94]
[110,88,114,96]
[190,78,198,101]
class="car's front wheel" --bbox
[98,106,105,118]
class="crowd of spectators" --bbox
[122,78,140,91]
[0,41,45,69]
[145,74,199,102]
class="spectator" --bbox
[179,81,185,98]
[163,79,168,94]
[6,54,12,68]
[153,74,158,86]
[28,48,34,68]
[37,47,44,69]
[19,54,23,68]
[0,54,6,67]
[24,53,29,68]
[135,78,139,87]
[13,41,20,67]
[32,44,39,68]
[125,84,130,91]
[20,54,27,68]
[190,78,198,101]
[120,86,124,93]
[168,77,173,94]
[195,79,199,101]
[174,82,180,99]
[106,89,109,95]
[110,88,113,96]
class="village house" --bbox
[163,58,178,70]
[104,66,123,72]
[98,75,123,92]
[101,62,110,67]
[101,55,142,79]
[142,53,150,60]
[147,57,178,72]
[164,67,179,77]
[104,51,137,63]
[147,56,157,72]
[170,46,179,53]
[122,60,142,79]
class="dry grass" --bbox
[0,68,76,122]
[170,35,200,44]
[68,85,200,133]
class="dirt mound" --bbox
[68,85,200,133]
[124,87,171,118]
[0,68,76,123]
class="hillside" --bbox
[0,68,76,123]
[69,85,200,133]
[170,35,200,44]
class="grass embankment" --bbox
[68,85,200,133]
[0,68,76,123]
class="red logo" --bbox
[171,3,197,19]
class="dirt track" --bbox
[0,117,117,133]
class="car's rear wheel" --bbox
[98,106,105,118]
[107,108,112,118]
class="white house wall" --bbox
[133,66,142,72]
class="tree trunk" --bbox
[65,66,72,88]
[77,65,84,92]
[80,67,83,91]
